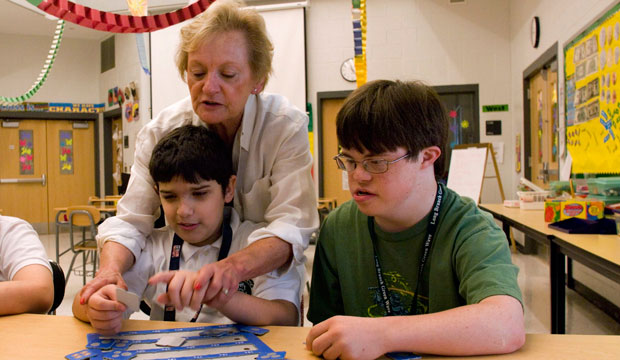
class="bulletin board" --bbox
[564,3,620,175]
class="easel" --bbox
[452,143,515,251]
[453,143,505,203]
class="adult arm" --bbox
[196,107,319,303]
[306,295,524,359]
[78,241,134,303]
[0,264,53,315]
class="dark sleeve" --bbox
[306,217,344,324]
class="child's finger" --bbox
[180,277,195,309]
[149,271,176,285]
[166,273,186,310]
[157,292,171,305]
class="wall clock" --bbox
[531,16,540,48]
[340,58,357,82]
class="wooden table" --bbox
[479,203,620,334]
[0,314,618,359]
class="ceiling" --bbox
[0,0,288,41]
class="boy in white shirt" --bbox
[73,125,301,334]
[0,215,54,315]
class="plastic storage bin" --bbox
[517,191,550,210]
[548,181,571,197]
[586,177,620,196]
[586,194,620,206]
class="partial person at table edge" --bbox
[0,215,54,315]
[79,0,319,306]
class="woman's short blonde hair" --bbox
[175,0,273,86]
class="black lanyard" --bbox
[367,184,443,316]
[163,208,233,321]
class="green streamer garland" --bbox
[1,19,65,106]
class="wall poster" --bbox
[19,130,34,175]
[564,3,620,174]
[59,130,74,174]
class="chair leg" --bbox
[65,252,80,284]
[82,251,86,286]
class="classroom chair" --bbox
[48,260,66,315]
[65,205,100,286]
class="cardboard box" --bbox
[544,199,605,222]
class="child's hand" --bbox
[149,270,206,312]
[306,316,385,360]
[86,284,127,336]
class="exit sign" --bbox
[482,104,509,112]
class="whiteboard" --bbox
[150,7,306,117]
[446,147,488,205]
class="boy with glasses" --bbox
[306,80,524,359]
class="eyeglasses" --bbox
[333,153,410,174]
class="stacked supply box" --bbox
[544,198,605,223]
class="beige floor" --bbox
[40,232,620,333]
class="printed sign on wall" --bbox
[59,130,74,174]
[19,130,34,175]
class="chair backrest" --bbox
[67,205,101,227]
[48,260,65,314]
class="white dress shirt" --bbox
[0,215,51,281]
[122,209,303,324]
[97,93,319,272]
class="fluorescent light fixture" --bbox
[8,0,58,20]
[244,1,308,13]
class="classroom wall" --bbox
[0,33,99,103]
[305,0,513,203]
[98,33,152,173]
[509,0,620,308]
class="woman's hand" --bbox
[86,285,127,336]
[193,259,240,308]
[149,270,207,312]
[79,241,134,304]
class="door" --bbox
[436,85,480,181]
[46,120,95,226]
[0,119,95,232]
[320,97,352,207]
[529,68,559,187]
[0,120,49,229]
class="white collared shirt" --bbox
[97,93,319,272]
[0,215,51,281]
[122,209,303,324]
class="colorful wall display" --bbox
[351,0,367,87]
[108,82,140,122]
[564,3,620,174]
[59,130,73,174]
[19,130,34,175]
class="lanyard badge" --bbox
[367,184,444,316]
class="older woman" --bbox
[79,0,318,307]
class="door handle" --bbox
[0,174,46,186]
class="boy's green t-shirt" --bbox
[307,184,522,323]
